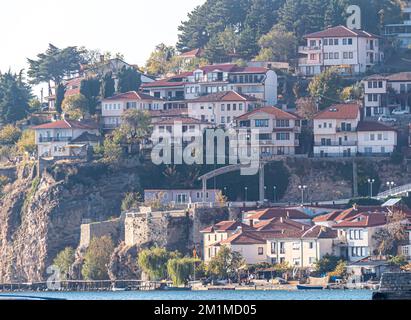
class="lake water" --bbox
[2,290,373,300]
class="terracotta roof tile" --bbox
[314,103,360,120]
[32,119,98,130]
[189,91,259,103]
[304,25,379,39]
[333,213,387,228]
[104,91,163,101]
[200,221,253,233]
[246,208,310,221]
[236,106,299,121]
[357,121,396,132]
[220,231,266,245]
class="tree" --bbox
[207,246,245,279]
[145,44,176,76]
[101,72,115,99]
[244,0,279,40]
[204,35,229,64]
[82,236,115,280]
[236,26,260,60]
[256,24,298,62]
[27,44,86,92]
[314,254,342,274]
[119,109,152,145]
[296,97,318,120]
[308,67,343,110]
[340,82,363,101]
[102,133,124,163]
[121,192,142,211]
[117,67,142,93]
[138,247,179,281]
[387,255,408,267]
[53,247,75,280]
[167,257,200,286]
[80,77,100,115]
[0,71,31,124]
[0,125,21,146]
[61,94,89,120]
[328,260,347,277]
[16,130,36,156]
[55,84,66,114]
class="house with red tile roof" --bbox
[32,119,100,158]
[187,91,262,127]
[243,207,311,225]
[101,91,165,130]
[141,63,278,106]
[313,103,361,157]
[298,25,383,76]
[234,106,301,158]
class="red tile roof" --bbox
[32,119,98,130]
[179,48,204,58]
[386,72,411,82]
[313,210,343,222]
[64,77,84,97]
[304,26,379,39]
[357,121,396,132]
[141,73,190,88]
[247,208,310,221]
[333,213,387,228]
[220,231,266,245]
[104,91,163,101]
[314,103,360,120]
[253,217,310,232]
[200,221,253,233]
[236,106,299,121]
[190,91,259,103]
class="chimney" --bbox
[100,55,105,63]
[287,211,290,218]
[353,203,358,211]
[302,225,305,231]
[280,217,284,223]
[249,219,254,227]
[281,229,285,234]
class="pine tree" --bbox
[80,77,100,115]
[101,72,115,98]
[55,84,66,114]
[117,67,142,93]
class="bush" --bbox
[121,192,142,211]
[53,247,75,280]
[167,257,200,286]
[314,254,342,275]
[138,247,180,281]
[0,125,21,145]
[390,150,404,165]
[348,198,382,207]
[82,236,115,280]
[388,255,408,267]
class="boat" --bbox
[296,284,324,290]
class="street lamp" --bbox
[264,186,267,200]
[298,185,307,205]
[244,187,248,202]
[223,187,227,196]
[386,181,395,193]
[273,186,277,203]
[368,179,375,197]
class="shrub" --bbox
[82,236,115,280]
[167,257,200,286]
[53,247,75,280]
[137,247,180,281]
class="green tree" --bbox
[308,67,343,110]
[204,34,229,63]
[16,130,36,156]
[117,67,142,93]
[82,236,115,280]
[314,254,342,274]
[121,192,142,211]
[244,0,279,39]
[119,109,152,145]
[61,94,89,120]
[167,257,200,286]
[101,72,115,99]
[257,24,298,61]
[55,84,66,114]
[80,77,100,115]
[207,246,245,279]
[138,247,179,281]
[145,44,176,76]
[236,26,260,60]
[0,71,31,124]
[0,125,21,145]
[387,255,408,267]
[102,132,124,163]
[53,247,75,280]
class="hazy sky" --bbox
[0,0,205,74]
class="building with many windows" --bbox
[298,25,383,76]
[384,0,411,49]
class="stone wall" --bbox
[80,219,120,248]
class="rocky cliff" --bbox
[0,161,140,283]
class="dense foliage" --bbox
[137,247,180,281]
[53,247,75,280]
[82,236,115,280]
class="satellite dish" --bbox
[346,5,361,30]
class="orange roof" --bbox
[220,231,266,245]
[246,207,310,221]
[313,211,343,222]
[32,119,98,130]
[179,48,204,58]
[190,91,259,103]
[304,25,378,39]
[236,106,298,121]
[333,213,387,228]
[104,91,163,101]
[200,221,253,233]
[357,122,396,132]
[253,217,310,232]
[314,103,360,120]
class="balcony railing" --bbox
[298,45,322,52]
[336,127,357,132]
[39,137,72,143]
[314,141,358,147]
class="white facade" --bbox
[362,77,389,117]
[298,26,382,76]
[144,189,220,206]
[357,129,397,155]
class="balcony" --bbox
[298,45,322,53]
[39,137,72,143]
[336,127,357,132]
[314,141,358,147]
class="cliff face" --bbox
[0,162,140,283]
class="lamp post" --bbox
[368,179,375,197]
[223,187,227,196]
[264,186,267,201]
[386,181,395,194]
[244,187,248,202]
[273,186,277,203]
[298,185,307,205]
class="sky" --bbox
[0,0,205,94]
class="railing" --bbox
[39,137,72,143]
[314,141,357,147]
[376,183,411,199]
[298,46,322,52]
[336,127,356,132]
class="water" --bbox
[2,290,373,300]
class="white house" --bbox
[187,91,261,127]
[357,122,397,156]
[142,63,278,106]
[384,0,411,49]
[298,25,383,76]
[313,103,361,157]
[33,119,100,158]
[101,91,164,130]
[144,189,221,207]
[235,106,301,159]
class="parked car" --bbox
[392,109,410,115]
[378,115,397,123]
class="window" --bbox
[239,103,243,111]
[276,132,290,140]
[221,104,225,111]
[280,242,285,254]
[370,134,375,141]
[255,119,269,127]
[334,52,339,59]
[324,53,328,60]
[233,104,237,111]
[348,38,353,45]
[368,82,372,88]
[258,247,264,255]
[309,242,314,249]
[324,39,328,46]
[271,242,277,254]
[227,104,231,111]
[334,39,339,45]
[276,119,290,127]
[293,242,300,250]
[293,259,300,266]
[343,52,348,59]
[221,116,225,124]
[343,38,347,45]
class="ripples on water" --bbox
[5,290,373,300]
